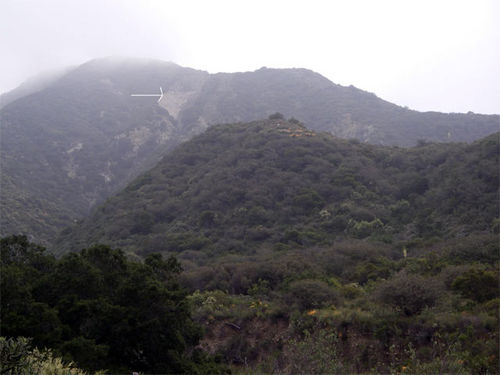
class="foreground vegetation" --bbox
[185,234,498,374]
[2,119,499,373]
[0,336,105,375]
[2,233,498,374]
[0,235,227,374]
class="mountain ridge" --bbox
[1,57,498,245]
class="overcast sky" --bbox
[1,0,498,113]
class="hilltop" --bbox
[55,118,499,256]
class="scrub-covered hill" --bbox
[55,118,499,256]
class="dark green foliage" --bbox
[0,235,227,374]
[0,336,100,374]
[182,234,498,373]
[347,218,384,239]
[0,337,33,374]
[292,189,324,214]
[56,121,499,257]
[351,256,397,284]
[451,269,499,303]
[286,279,339,311]
[268,112,284,120]
[376,272,441,316]
[283,329,341,374]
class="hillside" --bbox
[0,58,209,244]
[1,57,498,245]
[5,118,500,373]
[51,118,499,373]
[0,66,73,110]
[180,67,499,145]
[55,118,499,255]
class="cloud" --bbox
[1,0,498,113]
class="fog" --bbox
[1,0,498,113]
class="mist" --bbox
[1,0,498,113]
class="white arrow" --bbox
[158,87,164,102]
[131,87,164,103]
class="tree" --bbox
[268,112,284,120]
[452,269,498,303]
[376,272,440,316]
[0,236,227,374]
[287,279,339,311]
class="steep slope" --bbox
[0,67,74,109]
[2,57,498,245]
[54,119,499,255]
[0,58,209,244]
[180,68,499,145]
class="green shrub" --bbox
[491,218,500,233]
[287,279,339,311]
[283,329,343,374]
[0,336,98,375]
[268,112,284,120]
[351,257,396,284]
[348,218,384,238]
[452,269,499,303]
[376,272,440,316]
[341,283,365,299]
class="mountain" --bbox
[0,58,208,244]
[1,57,498,245]
[0,67,75,110]
[54,118,499,255]
[179,67,499,145]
